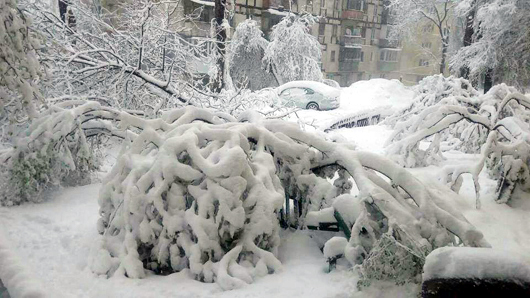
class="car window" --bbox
[305,88,315,94]
[289,88,306,96]
[280,89,291,96]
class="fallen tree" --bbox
[0,101,490,288]
[386,79,530,206]
[88,106,489,289]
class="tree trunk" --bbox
[213,0,227,92]
[460,0,476,79]
[58,0,68,23]
[440,37,448,74]
[484,68,493,93]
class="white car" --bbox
[277,81,341,111]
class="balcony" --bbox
[341,35,362,48]
[377,61,398,72]
[378,38,399,48]
[341,10,364,21]
[339,60,360,72]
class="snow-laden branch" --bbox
[386,76,530,205]
[86,104,489,289]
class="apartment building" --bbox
[99,0,449,87]
[395,18,455,85]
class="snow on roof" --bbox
[190,0,215,6]
[277,81,341,97]
[423,247,530,283]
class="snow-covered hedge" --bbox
[92,106,489,289]
[386,75,530,205]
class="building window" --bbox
[380,50,398,62]
[334,0,339,9]
[331,51,336,62]
[319,22,326,36]
[419,59,429,66]
[346,0,365,11]
[360,51,364,62]
[332,24,338,37]
[370,52,373,61]
[321,0,325,7]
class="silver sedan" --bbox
[277,81,340,111]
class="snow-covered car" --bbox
[277,81,340,110]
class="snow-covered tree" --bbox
[0,100,125,205]
[387,0,455,74]
[386,76,530,206]
[0,0,44,140]
[450,0,530,88]
[229,19,277,90]
[89,105,489,289]
[26,0,215,112]
[263,14,322,85]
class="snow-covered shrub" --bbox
[386,78,530,205]
[0,101,120,205]
[93,106,489,289]
[357,228,425,288]
[0,0,44,140]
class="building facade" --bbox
[100,0,450,87]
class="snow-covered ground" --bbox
[1,79,529,297]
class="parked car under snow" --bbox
[277,81,340,111]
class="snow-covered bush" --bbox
[0,0,44,140]
[93,106,489,289]
[386,77,530,205]
[0,101,124,206]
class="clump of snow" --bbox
[305,207,336,227]
[423,247,530,283]
[332,194,362,226]
[323,237,348,259]
[340,79,414,112]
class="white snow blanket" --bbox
[423,247,530,283]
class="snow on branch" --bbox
[91,105,489,289]
[386,75,530,206]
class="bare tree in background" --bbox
[387,0,454,74]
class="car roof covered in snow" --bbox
[277,81,340,97]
